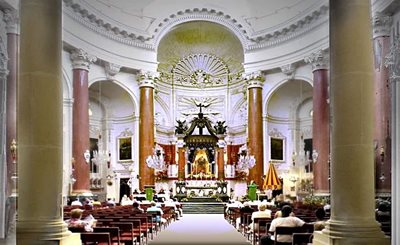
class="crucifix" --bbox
[196,102,210,113]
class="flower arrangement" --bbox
[235,171,248,181]
[303,195,327,208]
[154,170,168,181]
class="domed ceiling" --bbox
[157,21,244,75]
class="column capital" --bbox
[304,49,329,71]
[137,70,159,88]
[372,12,392,38]
[3,9,19,34]
[70,49,97,71]
[245,71,265,89]
[105,62,121,79]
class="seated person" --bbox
[261,205,305,245]
[249,203,271,232]
[132,189,140,194]
[106,198,116,206]
[92,198,101,206]
[146,201,167,224]
[65,209,96,232]
[71,198,82,206]
[376,202,391,222]
[313,207,327,231]
[132,201,144,214]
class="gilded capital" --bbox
[245,71,265,89]
[70,49,97,71]
[372,12,392,38]
[137,70,159,88]
[304,49,329,71]
[3,9,19,34]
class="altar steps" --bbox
[182,202,225,214]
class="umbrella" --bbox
[263,162,282,190]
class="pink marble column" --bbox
[70,49,96,195]
[305,50,330,195]
[138,72,156,190]
[4,9,19,198]
[372,13,392,194]
[247,74,264,188]
[217,137,226,180]
[176,138,186,180]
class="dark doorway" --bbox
[119,178,131,202]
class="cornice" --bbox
[63,0,153,50]
[63,0,328,52]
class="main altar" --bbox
[173,105,229,201]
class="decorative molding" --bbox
[63,0,153,50]
[171,53,229,88]
[118,128,133,137]
[3,9,19,34]
[104,62,121,78]
[70,49,97,70]
[137,70,159,88]
[0,36,8,78]
[63,0,328,51]
[385,36,400,81]
[304,49,329,71]
[269,128,284,138]
[280,64,296,78]
[372,12,392,38]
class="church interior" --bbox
[0,0,399,244]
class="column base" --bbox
[313,220,390,245]
[17,220,81,245]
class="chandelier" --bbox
[146,144,167,171]
[91,134,110,173]
[236,144,256,172]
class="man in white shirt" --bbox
[261,205,305,245]
[71,199,82,206]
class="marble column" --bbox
[176,137,186,180]
[304,49,330,195]
[386,29,400,245]
[372,13,392,194]
[138,71,156,190]
[0,51,9,239]
[4,8,19,198]
[247,73,264,188]
[217,136,226,180]
[17,0,80,243]
[313,1,389,244]
[70,49,96,195]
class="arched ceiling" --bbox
[89,81,135,119]
[157,21,243,74]
[267,80,312,119]
[64,0,328,51]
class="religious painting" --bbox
[191,148,211,176]
[117,136,132,162]
[270,137,285,162]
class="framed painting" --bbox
[117,136,133,162]
[270,136,285,162]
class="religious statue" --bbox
[191,148,211,176]
[175,120,188,134]
[214,121,227,135]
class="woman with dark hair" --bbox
[314,207,327,231]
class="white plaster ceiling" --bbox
[89,80,135,119]
[64,0,328,50]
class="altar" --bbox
[175,180,229,202]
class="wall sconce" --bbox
[312,150,319,163]
[10,139,17,162]
[84,149,91,163]
[291,152,297,166]
[380,146,385,163]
